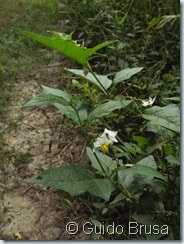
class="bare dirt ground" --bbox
[0,60,90,240]
[0,4,91,233]
[0,1,92,239]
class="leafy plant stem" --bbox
[71,103,82,126]
[87,62,109,96]
[119,183,132,200]
[93,151,108,177]
[70,104,89,139]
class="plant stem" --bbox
[87,62,109,96]
[71,104,82,126]
[94,151,107,176]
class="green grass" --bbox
[0,0,59,118]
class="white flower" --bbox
[142,96,156,107]
[102,128,118,143]
[93,128,118,153]
[124,164,134,168]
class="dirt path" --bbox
[0,60,88,240]
[0,1,88,240]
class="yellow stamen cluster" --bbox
[101,144,109,154]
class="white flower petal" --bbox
[142,96,156,107]
[103,128,118,142]
[142,100,149,106]
[93,134,112,149]
[152,96,156,103]
[124,164,134,168]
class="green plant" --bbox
[23,32,144,131]
[23,30,180,240]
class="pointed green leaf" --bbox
[66,68,112,92]
[88,99,131,121]
[23,94,67,108]
[42,85,71,102]
[126,165,165,180]
[165,155,180,165]
[113,67,144,85]
[53,103,80,125]
[137,155,157,170]
[142,104,180,133]
[86,147,117,173]
[23,85,71,108]
[25,31,116,65]
[118,164,165,192]
[118,167,134,189]
[27,165,115,201]
[90,40,117,55]
[76,101,88,122]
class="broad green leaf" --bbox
[66,68,112,92]
[126,165,165,180]
[118,167,134,189]
[25,31,116,66]
[165,155,180,165]
[137,155,157,170]
[23,94,67,108]
[23,85,71,108]
[76,101,88,122]
[86,147,102,171]
[42,85,71,102]
[143,114,180,133]
[118,164,165,189]
[86,147,117,174]
[27,165,115,201]
[146,122,175,137]
[113,67,144,85]
[142,104,180,133]
[88,99,131,121]
[53,103,80,125]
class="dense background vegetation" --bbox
[62,0,180,240]
[0,0,180,240]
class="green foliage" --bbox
[88,99,131,122]
[120,165,165,181]
[23,0,180,239]
[147,14,180,30]
[42,85,71,101]
[142,104,180,134]
[0,0,59,118]
[27,165,115,201]
[86,147,118,177]
[25,31,116,66]
[67,68,112,92]
[113,67,144,85]
[63,0,179,98]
